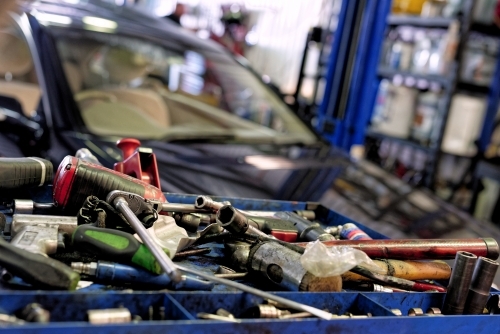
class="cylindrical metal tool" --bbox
[341,259,451,281]
[339,223,372,240]
[160,203,211,213]
[110,194,182,284]
[296,238,499,260]
[247,241,342,292]
[12,200,55,215]
[463,257,499,314]
[194,195,228,212]
[442,251,478,315]
[216,205,251,234]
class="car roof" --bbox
[24,0,232,56]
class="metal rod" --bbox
[178,265,333,320]
[296,238,499,260]
[113,197,182,283]
[214,273,248,279]
[160,203,211,213]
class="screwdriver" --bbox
[72,224,167,274]
[0,237,79,290]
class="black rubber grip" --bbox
[72,225,140,262]
[0,238,80,290]
[0,158,53,189]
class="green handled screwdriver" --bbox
[0,238,79,290]
[72,225,169,274]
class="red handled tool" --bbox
[53,156,166,214]
[113,138,161,190]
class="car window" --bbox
[0,16,41,118]
[55,30,316,144]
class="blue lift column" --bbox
[316,0,392,152]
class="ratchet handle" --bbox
[0,158,53,189]
[0,238,79,290]
[72,225,163,274]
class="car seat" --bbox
[75,46,171,130]
[0,30,41,117]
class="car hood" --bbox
[61,134,350,202]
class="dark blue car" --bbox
[0,0,498,244]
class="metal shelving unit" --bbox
[386,14,454,28]
[313,0,500,190]
[361,1,485,188]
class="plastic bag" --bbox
[300,240,382,277]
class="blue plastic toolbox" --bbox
[1,193,499,333]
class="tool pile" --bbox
[1,142,500,324]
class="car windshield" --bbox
[54,28,317,144]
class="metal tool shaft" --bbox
[178,265,333,320]
[113,197,182,283]
[160,203,211,213]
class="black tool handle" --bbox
[0,158,53,189]
[0,238,79,290]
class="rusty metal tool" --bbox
[296,238,499,260]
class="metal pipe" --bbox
[160,203,211,213]
[113,196,182,284]
[464,257,499,314]
[296,238,499,260]
[442,251,478,315]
